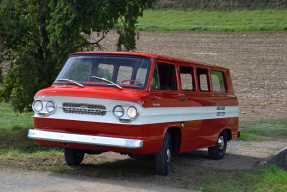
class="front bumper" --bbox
[28,129,143,149]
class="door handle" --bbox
[179,97,187,101]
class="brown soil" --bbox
[100,31,287,119]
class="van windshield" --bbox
[54,55,150,89]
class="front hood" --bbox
[35,85,149,106]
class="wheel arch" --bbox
[223,128,232,141]
[166,126,182,155]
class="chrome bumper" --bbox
[28,129,143,149]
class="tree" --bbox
[0,0,154,112]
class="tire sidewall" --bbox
[217,131,227,159]
[155,131,172,176]
[64,148,85,166]
[208,130,227,160]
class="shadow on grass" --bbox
[0,127,61,154]
[45,157,156,178]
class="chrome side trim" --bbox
[28,129,143,149]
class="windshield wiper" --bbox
[56,79,84,88]
[92,76,123,90]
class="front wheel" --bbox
[208,130,227,160]
[155,132,172,176]
[64,148,85,166]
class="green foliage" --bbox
[0,0,154,112]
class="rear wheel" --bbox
[208,130,227,160]
[155,132,172,176]
[64,148,85,166]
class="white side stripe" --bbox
[146,106,239,124]
[34,96,239,125]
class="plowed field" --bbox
[101,31,287,119]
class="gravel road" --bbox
[1,140,286,192]
[0,169,194,192]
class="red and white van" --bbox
[28,51,239,176]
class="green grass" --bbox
[0,102,60,154]
[239,118,287,141]
[187,166,287,192]
[137,9,287,31]
[0,102,34,129]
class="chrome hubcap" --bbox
[218,136,224,151]
[167,148,171,163]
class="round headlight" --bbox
[127,107,138,119]
[32,100,43,112]
[46,101,56,113]
[113,106,124,118]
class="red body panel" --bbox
[31,51,239,156]
[35,85,150,107]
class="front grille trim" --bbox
[62,103,107,116]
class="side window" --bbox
[117,66,133,84]
[135,68,148,85]
[151,64,159,89]
[211,70,227,93]
[196,68,209,92]
[152,63,177,90]
[180,66,194,91]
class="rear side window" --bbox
[152,63,177,90]
[196,68,209,92]
[180,66,194,91]
[211,70,227,93]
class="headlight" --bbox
[113,105,139,122]
[113,106,124,118]
[46,101,56,113]
[32,100,43,112]
[127,107,138,119]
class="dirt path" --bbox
[179,140,287,170]
[1,140,286,191]
[0,168,193,192]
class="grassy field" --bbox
[189,165,287,192]
[240,118,287,141]
[137,9,287,31]
[0,102,286,191]
[0,103,61,154]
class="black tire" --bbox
[155,132,172,176]
[64,148,85,166]
[208,130,227,160]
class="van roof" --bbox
[69,51,227,70]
